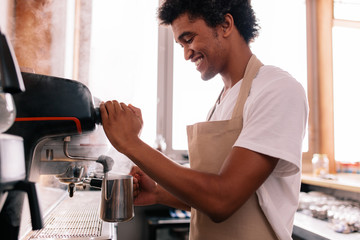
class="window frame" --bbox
[304,0,360,174]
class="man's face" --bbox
[171,13,225,80]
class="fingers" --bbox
[130,166,141,183]
[133,177,140,198]
[100,102,109,123]
[106,100,122,114]
[128,104,141,115]
[131,166,141,198]
[100,101,125,126]
[130,165,141,175]
[101,101,140,114]
[128,104,143,124]
[120,102,131,113]
[100,100,127,116]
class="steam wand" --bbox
[63,136,98,161]
[63,136,114,171]
[62,136,114,197]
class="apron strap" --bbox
[231,55,263,123]
[207,88,223,121]
[206,55,263,122]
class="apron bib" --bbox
[186,55,278,240]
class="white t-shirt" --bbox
[209,65,309,240]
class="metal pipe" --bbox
[63,136,98,161]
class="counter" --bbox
[18,173,360,240]
[294,212,360,240]
[144,212,360,240]
[294,173,360,240]
[20,187,115,240]
[301,173,360,193]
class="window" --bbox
[251,0,308,152]
[22,0,353,172]
[332,0,360,164]
[304,0,360,172]
[89,0,159,146]
[162,0,308,159]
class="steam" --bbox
[105,147,134,175]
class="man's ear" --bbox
[221,13,234,38]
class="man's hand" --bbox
[130,165,158,206]
[100,101,143,155]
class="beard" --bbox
[200,33,223,81]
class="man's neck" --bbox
[221,48,252,90]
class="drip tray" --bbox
[22,190,114,240]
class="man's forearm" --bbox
[157,185,191,211]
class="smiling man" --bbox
[100,0,308,239]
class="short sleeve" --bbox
[234,67,308,177]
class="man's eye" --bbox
[185,37,194,44]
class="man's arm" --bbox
[101,101,278,222]
[156,185,191,211]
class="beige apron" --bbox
[186,55,278,240]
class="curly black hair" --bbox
[157,0,259,44]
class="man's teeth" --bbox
[195,58,203,67]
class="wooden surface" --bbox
[302,173,360,193]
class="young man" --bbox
[100,0,308,239]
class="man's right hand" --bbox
[130,165,158,206]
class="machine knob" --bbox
[68,183,76,198]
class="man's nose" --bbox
[184,47,193,61]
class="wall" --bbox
[13,0,53,75]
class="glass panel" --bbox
[89,0,158,145]
[333,26,360,163]
[251,0,308,152]
[334,0,360,21]
[171,0,308,151]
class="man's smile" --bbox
[195,57,203,68]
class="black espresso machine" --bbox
[6,71,102,171]
[4,72,118,239]
[1,27,116,239]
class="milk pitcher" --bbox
[100,174,134,222]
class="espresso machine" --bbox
[0,30,43,239]
[6,71,106,192]
[5,71,121,239]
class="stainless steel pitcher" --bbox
[100,174,134,222]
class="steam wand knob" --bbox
[96,155,114,174]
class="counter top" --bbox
[19,186,67,239]
[19,187,115,240]
[294,212,360,240]
[19,182,360,240]
[301,173,360,193]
